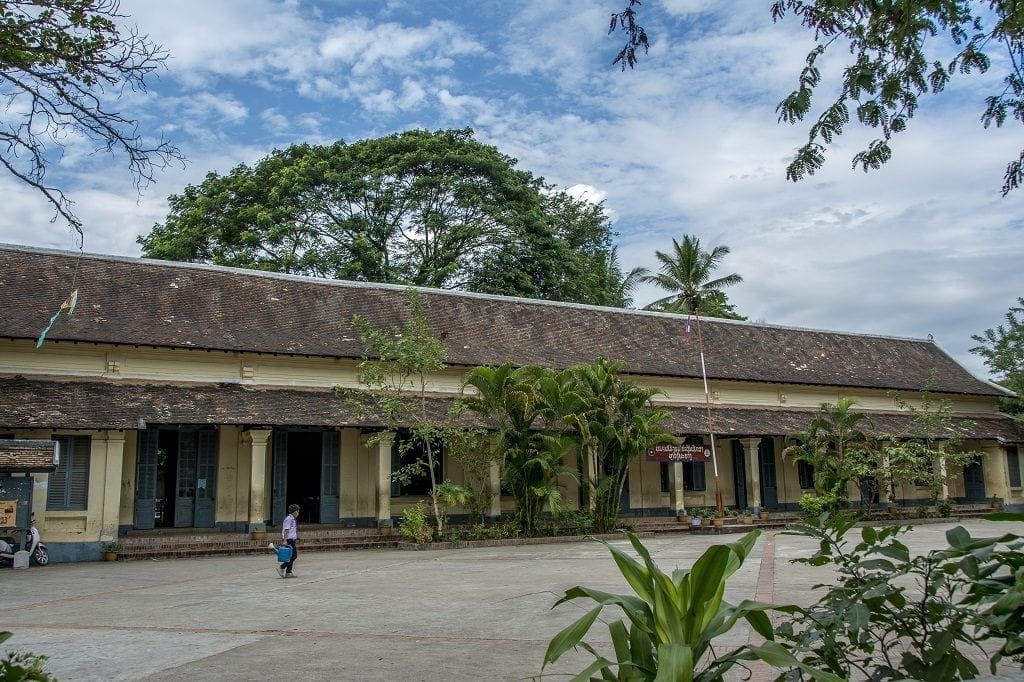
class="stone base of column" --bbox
[248,521,266,540]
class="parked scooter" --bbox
[0,521,49,567]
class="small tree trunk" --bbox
[425,439,443,537]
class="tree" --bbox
[459,363,576,537]
[545,358,675,532]
[1,0,182,239]
[783,397,876,509]
[138,128,634,306]
[342,288,469,539]
[639,235,745,320]
[881,373,985,504]
[971,297,1024,418]
[610,2,1024,195]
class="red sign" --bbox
[645,444,711,462]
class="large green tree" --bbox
[971,297,1024,417]
[139,128,635,306]
[1,0,182,238]
[610,1,1024,194]
[639,235,745,320]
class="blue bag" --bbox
[275,545,292,562]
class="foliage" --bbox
[783,397,876,507]
[881,373,986,503]
[344,287,469,539]
[441,427,497,524]
[639,235,745,320]
[544,358,676,533]
[0,0,182,237]
[542,530,832,681]
[138,128,635,306]
[102,541,121,553]
[0,632,51,681]
[776,513,1024,679]
[610,1,1024,194]
[397,501,432,544]
[971,297,1024,417]
[698,506,717,520]
[798,493,834,519]
[459,362,575,537]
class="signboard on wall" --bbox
[645,444,711,462]
[0,500,16,528]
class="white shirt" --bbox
[282,514,297,541]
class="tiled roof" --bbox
[0,438,58,472]
[1,377,1019,442]
[0,244,1009,396]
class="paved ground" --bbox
[2,519,1023,681]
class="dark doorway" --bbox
[732,440,747,510]
[963,458,987,501]
[287,431,322,524]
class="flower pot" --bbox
[742,515,754,525]
[712,517,724,527]
[251,530,266,542]
[104,551,118,562]
[759,511,770,520]
[677,514,691,524]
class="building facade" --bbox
[1,245,1021,561]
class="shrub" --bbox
[0,632,52,681]
[541,531,830,680]
[398,502,432,544]
[799,492,837,518]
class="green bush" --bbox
[397,502,432,544]
[799,492,838,518]
[541,530,833,681]
[0,632,52,681]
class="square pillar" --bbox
[245,429,272,536]
[375,432,395,529]
[100,431,125,541]
[742,437,762,510]
[488,459,502,520]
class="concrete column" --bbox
[937,455,949,501]
[375,432,395,529]
[742,438,762,509]
[881,452,894,504]
[488,459,502,519]
[671,462,685,515]
[100,431,125,541]
[982,444,1010,502]
[246,429,272,535]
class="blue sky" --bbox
[1,0,1021,382]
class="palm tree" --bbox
[640,235,744,319]
[783,397,877,508]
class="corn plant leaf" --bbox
[744,641,846,682]
[543,605,603,668]
[653,643,693,682]
[607,541,654,604]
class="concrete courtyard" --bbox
[1,518,1022,681]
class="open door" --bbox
[173,431,197,527]
[194,430,217,528]
[271,430,288,526]
[758,438,778,509]
[963,458,986,501]
[320,431,340,523]
[134,429,158,530]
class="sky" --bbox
[1,0,1021,383]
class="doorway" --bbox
[134,427,217,530]
[758,438,778,509]
[271,429,340,526]
[732,440,748,510]
[963,458,987,501]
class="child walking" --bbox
[278,503,300,578]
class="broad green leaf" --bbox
[654,643,693,682]
[946,525,971,549]
[543,606,602,667]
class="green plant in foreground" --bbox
[0,632,52,681]
[541,530,838,681]
[776,512,1024,679]
[397,502,432,544]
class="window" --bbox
[1008,446,1022,488]
[48,435,91,510]
[797,460,815,489]
[391,431,442,497]
[659,462,670,493]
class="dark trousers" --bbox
[281,538,297,573]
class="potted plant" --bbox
[758,508,770,520]
[102,541,122,562]
[741,508,754,525]
[990,495,1001,510]
[723,507,739,524]
[698,507,716,527]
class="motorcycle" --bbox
[0,522,49,567]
